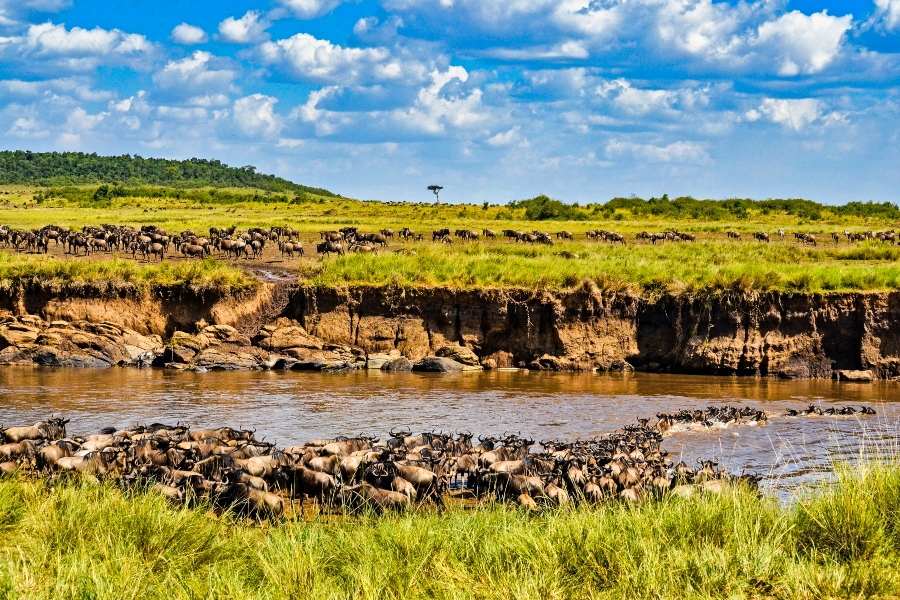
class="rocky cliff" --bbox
[2,280,899,379]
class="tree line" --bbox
[0,151,337,197]
[510,193,900,221]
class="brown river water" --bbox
[1,368,898,497]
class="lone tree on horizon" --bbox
[428,184,443,205]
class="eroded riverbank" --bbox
[3,282,900,379]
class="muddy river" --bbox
[1,368,897,496]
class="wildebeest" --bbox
[316,241,344,257]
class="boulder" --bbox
[528,355,565,371]
[412,356,481,373]
[262,355,298,370]
[0,324,38,348]
[253,325,324,351]
[381,357,414,371]
[200,325,250,346]
[291,358,358,372]
[435,345,481,367]
[192,349,261,370]
[609,359,635,373]
[835,369,874,382]
[170,331,209,353]
[366,350,401,370]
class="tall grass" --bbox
[0,253,257,296]
[2,464,900,599]
[309,240,900,294]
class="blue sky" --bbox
[0,0,898,204]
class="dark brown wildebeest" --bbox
[432,228,450,241]
[316,241,344,257]
[181,243,206,259]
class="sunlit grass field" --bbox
[1,463,900,599]
[3,187,900,294]
[0,253,258,296]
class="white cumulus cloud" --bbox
[233,93,282,137]
[749,98,845,131]
[259,33,427,86]
[278,0,347,19]
[0,22,154,72]
[872,0,900,30]
[170,23,208,45]
[218,11,270,44]
[152,51,239,98]
[605,139,710,163]
[753,11,851,76]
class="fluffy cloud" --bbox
[259,33,428,86]
[605,139,710,163]
[0,22,153,72]
[218,11,269,44]
[0,0,70,27]
[233,94,282,136]
[387,66,491,135]
[152,51,239,99]
[746,98,844,131]
[170,23,208,45]
[278,0,347,19]
[753,11,851,76]
[872,0,900,30]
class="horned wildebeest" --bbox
[320,231,343,242]
[55,448,131,477]
[181,244,206,259]
[279,464,337,506]
[217,479,284,519]
[279,241,302,258]
[3,418,68,443]
[317,241,344,257]
[339,482,411,513]
[432,228,451,241]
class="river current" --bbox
[1,368,897,496]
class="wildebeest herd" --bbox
[0,404,875,520]
[0,221,895,263]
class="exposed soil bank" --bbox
[2,281,899,379]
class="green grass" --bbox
[0,253,258,296]
[308,240,900,295]
[5,189,900,294]
[2,463,900,599]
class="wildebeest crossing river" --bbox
[0,367,897,497]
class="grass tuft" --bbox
[2,464,900,598]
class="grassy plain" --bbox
[3,187,900,295]
[1,463,900,599]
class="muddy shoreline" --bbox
[0,280,897,379]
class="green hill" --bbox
[0,151,337,197]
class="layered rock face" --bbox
[4,282,900,379]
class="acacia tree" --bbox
[427,185,443,205]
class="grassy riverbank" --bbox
[5,190,900,294]
[306,240,900,294]
[1,463,900,599]
[0,253,257,296]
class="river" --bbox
[1,367,897,496]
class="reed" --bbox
[2,462,900,599]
